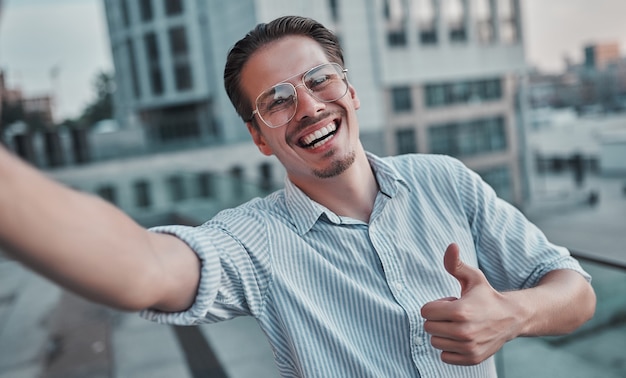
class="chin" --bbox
[312,150,356,179]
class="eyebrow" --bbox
[264,62,328,90]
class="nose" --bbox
[293,83,325,122]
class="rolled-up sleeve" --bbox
[450,157,591,290]
[139,205,272,325]
[140,224,222,325]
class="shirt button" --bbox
[394,282,403,291]
[414,338,424,347]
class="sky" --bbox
[0,0,625,122]
[0,0,112,121]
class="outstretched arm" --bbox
[421,243,596,366]
[0,146,200,312]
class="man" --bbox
[0,15,595,377]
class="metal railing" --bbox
[497,252,626,378]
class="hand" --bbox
[420,243,521,365]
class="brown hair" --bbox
[223,16,344,127]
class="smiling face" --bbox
[241,36,362,188]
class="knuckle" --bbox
[456,324,477,341]
[454,304,473,322]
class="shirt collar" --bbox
[284,152,409,235]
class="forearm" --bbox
[507,269,596,338]
[0,148,192,311]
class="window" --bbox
[388,30,408,46]
[151,104,200,142]
[197,172,215,198]
[165,0,183,16]
[168,26,188,55]
[391,86,413,113]
[425,84,445,107]
[428,124,456,155]
[144,32,164,95]
[139,0,153,22]
[450,82,470,103]
[450,28,467,42]
[168,26,193,91]
[230,166,244,199]
[396,128,417,155]
[428,116,507,157]
[445,0,467,43]
[484,116,507,150]
[167,175,186,202]
[385,0,408,47]
[126,38,141,98]
[474,0,494,44]
[259,162,273,192]
[174,65,192,90]
[498,0,518,44]
[420,29,438,45]
[424,78,502,108]
[384,0,403,22]
[97,185,117,205]
[134,180,152,208]
[485,78,502,100]
[411,0,438,45]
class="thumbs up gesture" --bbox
[421,243,523,366]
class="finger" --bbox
[431,337,490,366]
[440,351,487,366]
[443,243,485,296]
[421,298,458,321]
[429,335,471,354]
[423,320,467,339]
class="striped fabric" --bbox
[142,153,590,378]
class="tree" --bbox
[77,71,114,129]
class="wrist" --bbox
[502,290,535,339]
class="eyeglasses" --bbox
[249,63,349,128]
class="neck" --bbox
[290,150,378,223]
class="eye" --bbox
[268,96,291,110]
[259,94,294,115]
[258,85,295,113]
[307,74,332,90]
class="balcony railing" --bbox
[497,254,626,377]
[2,172,624,378]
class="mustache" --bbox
[288,110,343,138]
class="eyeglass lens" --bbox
[255,63,348,128]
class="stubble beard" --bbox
[311,149,356,179]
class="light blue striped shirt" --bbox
[142,153,590,377]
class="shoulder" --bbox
[205,189,290,233]
[383,153,463,169]
[380,153,469,183]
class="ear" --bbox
[348,84,360,110]
[246,122,274,156]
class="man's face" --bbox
[241,35,361,186]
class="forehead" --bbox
[241,36,330,100]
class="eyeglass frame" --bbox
[246,62,349,128]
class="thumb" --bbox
[443,243,483,296]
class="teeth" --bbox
[302,123,337,146]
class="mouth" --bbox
[298,121,338,149]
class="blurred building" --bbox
[585,42,621,71]
[0,71,54,128]
[1,70,59,166]
[20,95,54,126]
[372,0,526,206]
[529,43,626,113]
[102,0,526,206]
